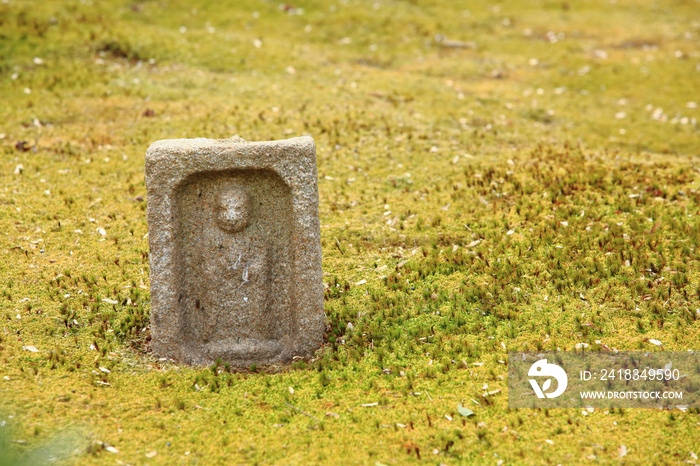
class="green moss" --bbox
[0,0,698,464]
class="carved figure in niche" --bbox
[197,179,273,347]
[146,136,324,366]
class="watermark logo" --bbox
[528,359,568,399]
[510,352,699,408]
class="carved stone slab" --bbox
[145,136,324,366]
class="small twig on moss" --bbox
[569,416,593,431]
[285,403,320,423]
[334,237,345,255]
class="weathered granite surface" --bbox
[145,136,324,366]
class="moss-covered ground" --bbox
[1,0,699,464]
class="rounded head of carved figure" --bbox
[215,182,252,233]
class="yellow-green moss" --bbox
[0,0,698,464]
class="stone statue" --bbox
[145,136,324,366]
[198,180,272,345]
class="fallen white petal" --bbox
[619,444,627,458]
